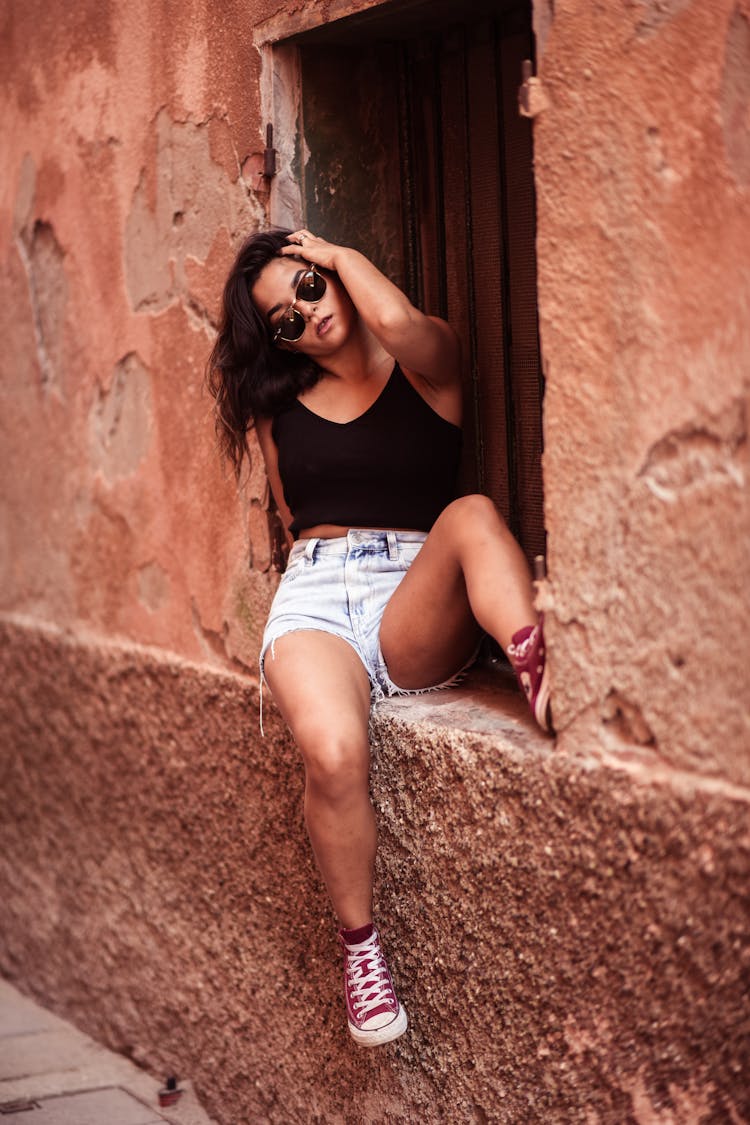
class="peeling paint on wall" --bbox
[124,109,261,317]
[634,0,693,39]
[638,398,747,502]
[16,220,68,395]
[90,353,153,481]
[137,560,170,611]
[721,4,750,186]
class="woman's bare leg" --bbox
[380,494,537,689]
[266,628,408,1046]
[263,630,375,928]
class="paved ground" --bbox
[0,979,216,1125]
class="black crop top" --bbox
[272,363,461,538]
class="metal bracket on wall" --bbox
[263,124,277,178]
[518,60,549,118]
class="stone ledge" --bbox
[0,610,552,756]
[1,616,748,1124]
[376,664,552,745]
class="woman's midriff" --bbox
[297,524,425,540]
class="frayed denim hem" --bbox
[372,639,482,707]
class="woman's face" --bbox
[251,256,354,357]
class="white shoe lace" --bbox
[345,933,395,1019]
[507,623,538,663]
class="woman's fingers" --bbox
[280,230,341,270]
[282,229,317,253]
[286,228,313,247]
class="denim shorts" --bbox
[259,529,476,725]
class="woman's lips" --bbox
[316,315,332,337]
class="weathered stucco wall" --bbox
[0,0,279,672]
[534,0,750,782]
[1,0,749,1122]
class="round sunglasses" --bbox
[272,265,327,344]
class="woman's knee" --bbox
[297,723,370,801]
[438,493,508,539]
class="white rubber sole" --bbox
[534,662,553,733]
[348,1004,408,1047]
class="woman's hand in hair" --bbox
[280,230,343,272]
[281,229,460,392]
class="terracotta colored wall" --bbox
[535,0,750,781]
[1,0,749,1122]
[0,0,277,670]
[2,623,748,1124]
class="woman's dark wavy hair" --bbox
[206,228,320,477]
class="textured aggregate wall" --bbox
[1,620,748,1124]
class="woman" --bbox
[207,227,551,1048]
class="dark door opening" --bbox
[293,0,545,564]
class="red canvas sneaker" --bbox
[507,616,553,733]
[338,926,408,1047]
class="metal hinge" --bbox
[263,123,277,179]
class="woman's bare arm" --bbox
[255,415,295,546]
[281,236,461,391]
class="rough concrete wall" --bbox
[0,0,281,673]
[534,0,750,783]
[1,620,748,1124]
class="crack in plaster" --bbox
[182,293,218,335]
[190,599,252,675]
[191,598,230,663]
[559,709,750,803]
[124,109,260,317]
[90,353,153,481]
[633,0,692,39]
[637,398,747,502]
[14,219,68,396]
[602,690,656,747]
[217,111,260,206]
